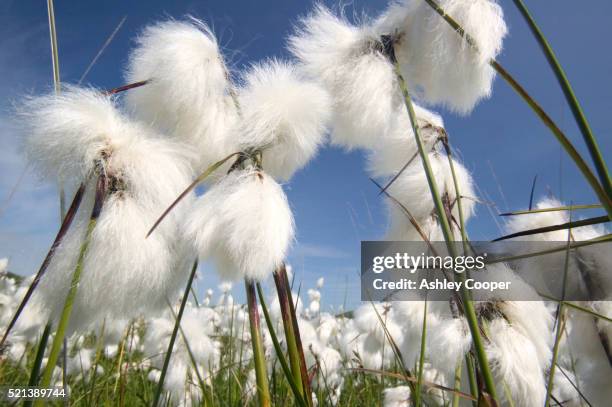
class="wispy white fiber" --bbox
[367,103,445,178]
[23,89,195,331]
[385,153,476,241]
[289,5,399,150]
[375,0,508,114]
[237,60,331,181]
[184,167,294,282]
[125,19,239,171]
[19,87,140,184]
[383,386,411,407]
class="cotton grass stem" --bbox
[464,354,479,407]
[452,359,462,407]
[389,43,499,403]
[442,140,469,252]
[35,175,106,406]
[152,260,198,407]
[256,282,308,407]
[500,204,601,216]
[272,265,312,406]
[545,213,574,406]
[146,152,240,238]
[279,264,314,406]
[0,183,85,349]
[45,0,66,221]
[414,296,428,406]
[422,0,612,219]
[493,215,609,241]
[23,324,51,407]
[512,0,612,202]
[245,279,271,407]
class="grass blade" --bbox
[22,324,52,407]
[378,150,420,196]
[146,152,240,238]
[349,367,476,401]
[538,295,612,323]
[487,234,612,264]
[421,0,612,219]
[78,16,127,85]
[544,211,573,406]
[512,0,612,200]
[500,204,601,216]
[277,265,313,406]
[528,175,538,210]
[452,359,462,407]
[35,175,106,405]
[385,36,499,402]
[0,183,86,348]
[256,282,308,407]
[492,215,609,241]
[104,80,150,95]
[245,279,271,407]
[152,261,199,407]
[492,216,610,242]
[272,266,310,405]
[414,296,427,406]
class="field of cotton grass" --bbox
[1,0,611,406]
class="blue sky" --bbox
[1,1,610,310]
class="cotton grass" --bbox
[19,87,195,331]
[184,166,294,282]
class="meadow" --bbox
[1,0,611,406]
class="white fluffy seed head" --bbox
[375,0,507,114]
[125,19,239,171]
[383,386,411,407]
[486,317,548,405]
[385,153,476,241]
[289,5,399,150]
[184,167,294,281]
[367,103,444,178]
[30,121,195,332]
[18,87,139,184]
[505,197,611,298]
[237,60,331,181]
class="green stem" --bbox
[546,308,567,406]
[23,324,51,407]
[256,283,308,407]
[278,265,314,406]
[414,297,428,406]
[273,266,309,404]
[545,212,574,406]
[152,260,199,407]
[465,354,479,407]
[245,279,271,407]
[35,176,106,406]
[0,183,85,349]
[452,359,462,407]
[46,0,66,220]
[421,0,612,219]
[512,0,612,203]
[442,141,469,252]
[392,56,499,402]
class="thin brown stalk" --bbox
[0,183,86,348]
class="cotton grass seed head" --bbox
[237,60,331,181]
[19,87,135,185]
[27,99,196,331]
[367,103,445,178]
[125,18,239,172]
[184,166,294,282]
[375,0,508,114]
[289,5,400,150]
